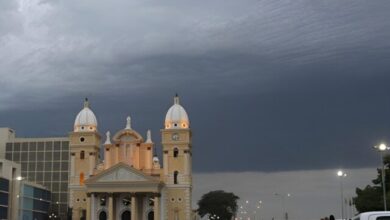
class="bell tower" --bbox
[69,98,101,220]
[161,95,192,220]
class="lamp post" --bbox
[274,193,290,220]
[337,170,347,220]
[374,143,389,211]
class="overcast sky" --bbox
[1,0,390,218]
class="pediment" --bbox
[113,129,143,143]
[86,163,158,184]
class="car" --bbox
[352,211,390,220]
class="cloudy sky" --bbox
[1,0,390,219]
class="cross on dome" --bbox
[174,93,179,104]
[84,97,89,108]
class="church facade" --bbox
[68,96,193,220]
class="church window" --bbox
[80,151,85,159]
[178,198,182,202]
[170,198,175,202]
[173,148,179,158]
[99,211,107,220]
[148,211,154,220]
[121,211,131,220]
[80,172,84,185]
[174,171,179,184]
[80,137,85,142]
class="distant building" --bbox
[69,95,193,220]
[19,181,51,220]
[0,128,70,219]
[0,159,21,220]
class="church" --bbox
[68,95,193,220]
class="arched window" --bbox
[121,210,131,220]
[173,148,179,158]
[80,172,84,185]
[99,211,107,220]
[80,151,85,160]
[174,171,179,184]
[148,211,154,220]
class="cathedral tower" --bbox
[69,98,101,220]
[161,95,192,220]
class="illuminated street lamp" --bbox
[374,143,390,211]
[337,170,347,220]
[274,193,291,220]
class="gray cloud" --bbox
[0,0,390,172]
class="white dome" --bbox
[74,99,98,132]
[164,95,190,129]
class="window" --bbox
[80,151,85,160]
[377,217,390,220]
[174,171,179,184]
[173,148,179,158]
[80,137,85,142]
[80,172,84,185]
[0,192,8,205]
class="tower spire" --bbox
[84,97,89,108]
[174,93,179,104]
[146,129,152,143]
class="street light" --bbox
[337,170,347,220]
[274,193,291,220]
[374,143,389,211]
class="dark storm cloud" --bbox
[0,0,390,172]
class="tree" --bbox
[353,154,390,212]
[197,190,239,220]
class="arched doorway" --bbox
[148,211,154,220]
[99,211,107,220]
[121,210,131,220]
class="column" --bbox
[115,146,119,164]
[86,194,91,220]
[131,195,137,220]
[91,193,96,220]
[71,153,76,177]
[89,153,95,176]
[108,194,114,220]
[154,196,160,220]
[163,152,168,175]
[104,147,111,169]
[184,152,189,175]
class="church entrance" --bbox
[121,210,131,220]
[99,211,107,220]
[148,211,154,220]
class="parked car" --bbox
[352,211,390,220]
